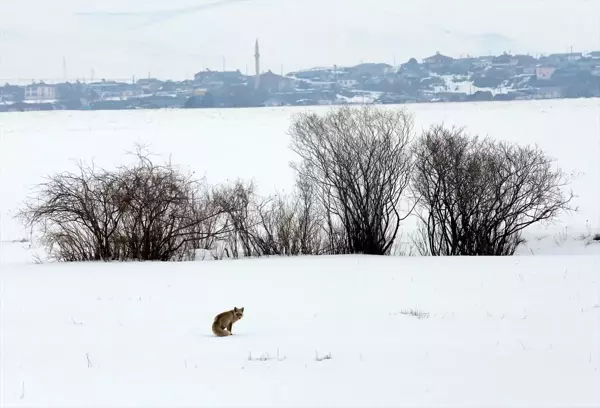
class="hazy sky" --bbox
[1,0,599,82]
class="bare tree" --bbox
[289,105,414,255]
[412,125,575,256]
[18,146,228,262]
[17,160,123,261]
[110,149,227,261]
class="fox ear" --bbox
[234,307,238,312]
[240,307,244,312]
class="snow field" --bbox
[1,99,600,407]
[1,255,599,407]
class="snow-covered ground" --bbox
[1,100,600,407]
[1,254,599,407]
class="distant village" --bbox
[2,43,600,112]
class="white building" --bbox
[337,79,359,88]
[25,84,57,101]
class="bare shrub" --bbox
[18,147,227,262]
[290,106,414,255]
[17,161,123,261]
[253,182,324,256]
[110,150,227,261]
[212,180,258,258]
[214,178,325,258]
[398,308,429,319]
[412,125,574,256]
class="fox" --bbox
[212,307,244,337]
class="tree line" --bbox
[17,106,574,261]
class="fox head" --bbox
[233,307,244,320]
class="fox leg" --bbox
[227,322,233,333]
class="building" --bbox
[535,66,556,80]
[492,54,518,67]
[193,70,245,86]
[347,63,392,77]
[257,70,296,93]
[137,78,163,93]
[474,56,495,68]
[513,54,537,67]
[547,53,583,64]
[422,52,454,69]
[24,83,57,101]
[337,79,359,88]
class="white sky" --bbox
[1,0,599,82]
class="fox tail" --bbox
[212,321,231,337]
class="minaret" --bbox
[254,39,260,90]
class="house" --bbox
[0,84,24,103]
[576,58,600,70]
[474,56,495,68]
[24,83,57,101]
[547,53,583,64]
[287,68,333,82]
[422,52,454,69]
[347,63,392,77]
[193,70,246,86]
[398,58,423,79]
[535,66,556,80]
[520,66,536,75]
[452,57,478,70]
[400,58,420,69]
[87,80,138,100]
[258,70,296,93]
[137,78,163,92]
[513,54,537,67]
[492,53,518,67]
[337,79,359,89]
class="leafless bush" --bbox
[289,106,414,255]
[399,308,429,319]
[214,178,325,258]
[18,146,228,262]
[253,180,325,256]
[412,125,574,256]
[315,351,332,361]
[212,180,258,258]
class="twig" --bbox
[316,350,332,361]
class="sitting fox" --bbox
[212,307,244,337]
